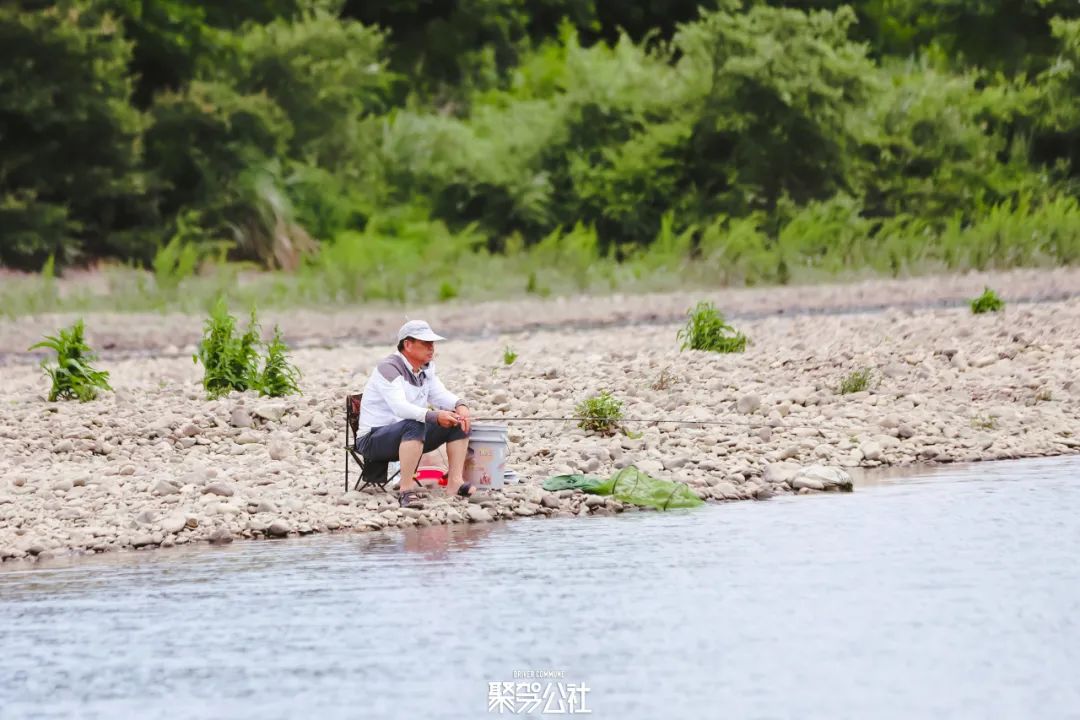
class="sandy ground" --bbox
[1,268,1079,562]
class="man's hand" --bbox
[435,410,460,428]
[455,404,471,433]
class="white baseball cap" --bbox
[397,320,446,343]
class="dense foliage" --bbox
[3,0,1080,289]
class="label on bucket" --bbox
[464,429,508,489]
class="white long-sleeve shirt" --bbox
[357,351,463,436]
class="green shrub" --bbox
[195,301,303,398]
[258,326,302,397]
[575,390,624,435]
[970,287,1005,314]
[194,300,263,398]
[677,302,748,353]
[502,345,518,365]
[28,320,112,402]
[837,368,873,395]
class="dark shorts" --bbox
[355,418,469,462]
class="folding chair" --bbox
[345,393,400,493]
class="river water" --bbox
[2,456,1079,719]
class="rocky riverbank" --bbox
[2,270,1079,562]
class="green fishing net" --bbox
[542,466,704,510]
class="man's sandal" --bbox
[399,490,423,508]
[455,482,475,498]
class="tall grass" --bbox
[2,191,1078,317]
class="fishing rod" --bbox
[469,415,858,433]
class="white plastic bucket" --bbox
[464,423,509,490]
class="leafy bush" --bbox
[837,368,874,395]
[29,320,112,402]
[677,302,748,353]
[258,326,301,397]
[194,300,263,398]
[970,287,1005,314]
[575,390,624,435]
[194,300,302,398]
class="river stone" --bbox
[162,513,187,534]
[202,482,235,497]
[254,403,287,422]
[208,527,233,544]
[230,407,252,428]
[860,441,883,461]
[153,479,180,495]
[736,394,762,415]
[792,465,853,492]
[267,520,290,537]
[466,506,493,523]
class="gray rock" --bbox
[664,455,691,470]
[230,407,252,428]
[132,535,157,548]
[54,439,74,453]
[540,494,561,509]
[712,481,740,500]
[763,461,800,485]
[52,479,73,492]
[152,479,181,495]
[736,394,762,415]
[268,440,289,461]
[254,403,287,422]
[897,423,916,439]
[267,520,290,537]
[860,441,883,461]
[792,465,853,492]
[162,513,187,534]
[180,423,200,437]
[466,505,493,523]
[202,482,235,497]
[514,503,539,516]
[208,527,233,544]
[635,459,664,476]
[584,495,607,508]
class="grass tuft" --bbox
[28,319,112,402]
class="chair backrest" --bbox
[346,393,362,439]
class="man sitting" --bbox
[356,320,474,508]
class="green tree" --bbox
[0,1,153,269]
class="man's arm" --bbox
[427,371,462,411]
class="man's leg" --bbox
[398,439,424,494]
[359,420,426,493]
[444,437,469,495]
[423,420,471,495]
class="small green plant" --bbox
[29,320,112,402]
[837,368,873,394]
[970,287,1005,314]
[438,281,458,301]
[971,414,998,430]
[194,300,263,398]
[575,390,624,435]
[258,326,302,397]
[502,345,518,365]
[677,301,748,353]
